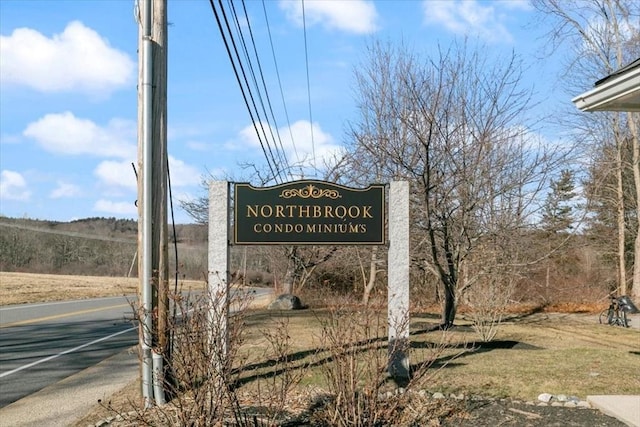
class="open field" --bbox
[0,271,206,305]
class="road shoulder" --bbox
[0,346,139,427]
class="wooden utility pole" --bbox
[152,0,169,363]
[137,0,168,406]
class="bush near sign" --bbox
[233,180,385,245]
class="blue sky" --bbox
[0,0,568,223]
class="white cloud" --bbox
[95,160,137,190]
[50,181,81,199]
[95,156,200,192]
[283,120,343,165]
[423,0,517,43]
[279,0,378,34]
[238,120,344,173]
[23,112,136,159]
[0,170,31,201]
[93,199,137,216]
[168,156,202,187]
[0,21,134,96]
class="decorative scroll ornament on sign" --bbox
[280,184,341,200]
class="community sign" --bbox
[234,180,385,245]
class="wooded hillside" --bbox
[0,216,208,279]
[0,215,618,308]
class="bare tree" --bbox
[331,139,390,305]
[280,245,338,294]
[358,245,381,305]
[346,41,566,326]
[532,0,640,299]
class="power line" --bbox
[209,0,317,182]
[226,0,282,172]
[219,0,284,182]
[261,0,302,176]
[302,0,317,175]
[208,0,282,182]
[238,0,294,179]
[229,0,290,178]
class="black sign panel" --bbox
[234,180,385,245]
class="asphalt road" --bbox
[0,287,274,410]
[0,297,138,408]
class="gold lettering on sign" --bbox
[252,222,368,234]
[246,204,374,219]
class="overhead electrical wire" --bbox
[226,0,285,176]
[208,0,320,182]
[260,0,303,177]
[135,159,180,351]
[239,0,296,180]
[230,0,292,179]
[218,0,285,183]
[208,0,283,183]
[301,0,317,175]
[166,157,179,362]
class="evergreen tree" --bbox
[542,169,576,234]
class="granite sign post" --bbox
[208,181,231,356]
[388,181,410,379]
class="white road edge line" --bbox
[0,326,136,379]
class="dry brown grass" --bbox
[236,310,640,401]
[453,302,607,315]
[0,271,205,305]
[424,311,640,399]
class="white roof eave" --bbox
[572,66,640,112]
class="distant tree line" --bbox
[0,217,208,279]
